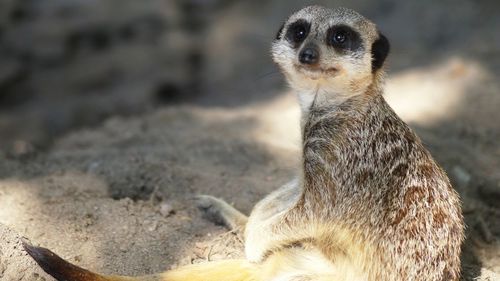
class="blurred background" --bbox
[0,0,499,280]
[1,0,498,152]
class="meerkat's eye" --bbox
[285,20,311,47]
[332,31,347,44]
[327,25,362,52]
[295,28,307,41]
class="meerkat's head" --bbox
[272,6,389,100]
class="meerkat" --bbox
[24,6,464,281]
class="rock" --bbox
[10,140,35,158]
[119,244,128,253]
[159,201,175,217]
[452,165,471,187]
[86,161,101,173]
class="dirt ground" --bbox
[0,1,499,281]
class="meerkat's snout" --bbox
[298,44,320,65]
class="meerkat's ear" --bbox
[371,32,390,72]
[275,23,285,40]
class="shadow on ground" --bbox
[0,0,499,280]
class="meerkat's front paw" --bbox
[195,195,226,225]
[194,195,248,230]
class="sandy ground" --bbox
[1,1,500,281]
[1,86,500,280]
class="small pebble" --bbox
[11,140,35,157]
[160,202,174,217]
[452,166,471,186]
[195,242,207,248]
[87,161,100,173]
[119,245,128,252]
[147,221,158,232]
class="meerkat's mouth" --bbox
[294,64,339,79]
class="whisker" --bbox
[254,70,281,81]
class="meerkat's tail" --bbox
[23,240,260,281]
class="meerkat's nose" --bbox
[299,46,320,65]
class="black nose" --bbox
[299,47,319,65]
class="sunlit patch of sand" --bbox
[385,57,489,125]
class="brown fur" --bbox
[23,6,464,281]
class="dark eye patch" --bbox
[326,25,363,52]
[285,19,311,48]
